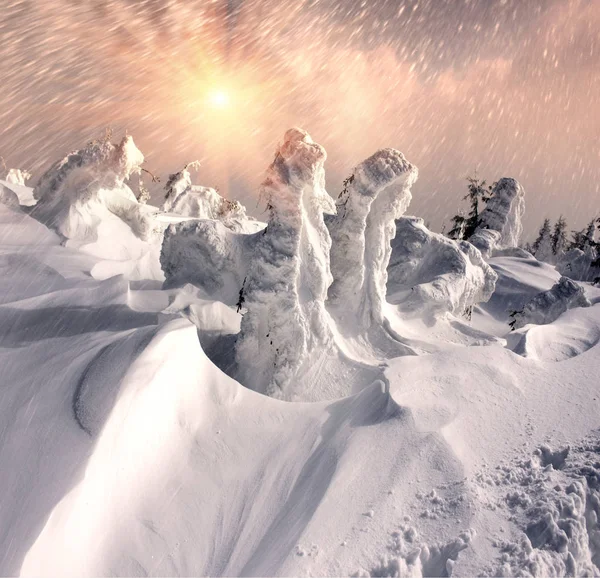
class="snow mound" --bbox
[511,301,600,361]
[387,217,497,321]
[31,135,157,244]
[160,219,259,305]
[162,163,250,230]
[328,148,418,329]
[470,177,525,257]
[510,276,591,330]
[557,248,600,283]
[235,128,336,398]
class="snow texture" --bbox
[328,148,418,329]
[162,165,249,229]
[235,128,336,398]
[160,219,259,305]
[4,168,31,186]
[510,276,591,330]
[557,247,600,283]
[388,217,497,320]
[31,135,157,244]
[470,177,525,257]
[0,183,20,209]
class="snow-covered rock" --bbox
[31,135,157,244]
[470,177,525,257]
[328,148,418,329]
[510,276,591,330]
[387,217,497,320]
[235,128,336,398]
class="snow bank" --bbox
[31,135,157,244]
[470,177,525,257]
[162,164,249,230]
[510,276,590,330]
[387,217,497,320]
[328,148,418,329]
[235,128,336,398]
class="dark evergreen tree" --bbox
[532,218,551,253]
[551,215,568,256]
[447,173,493,240]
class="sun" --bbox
[208,89,230,109]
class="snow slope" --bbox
[0,157,599,577]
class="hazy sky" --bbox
[0,0,598,238]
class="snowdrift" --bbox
[470,177,525,257]
[387,217,497,321]
[509,276,591,330]
[32,135,157,244]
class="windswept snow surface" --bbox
[1,158,600,577]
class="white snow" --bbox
[388,216,497,321]
[235,128,336,398]
[1,134,599,578]
[470,177,525,257]
[328,148,418,330]
[509,276,591,330]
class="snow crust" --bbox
[510,276,591,330]
[387,216,497,320]
[328,148,418,329]
[470,177,525,257]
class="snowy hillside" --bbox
[1,132,599,578]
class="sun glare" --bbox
[208,89,230,109]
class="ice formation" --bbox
[162,163,248,228]
[31,135,157,244]
[470,177,525,257]
[235,128,336,398]
[510,276,591,330]
[328,149,418,329]
[387,217,497,320]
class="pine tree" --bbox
[532,218,551,253]
[447,172,493,240]
[551,215,568,257]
